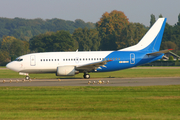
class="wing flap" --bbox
[76,60,112,72]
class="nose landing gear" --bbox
[19,72,30,80]
[25,76,30,80]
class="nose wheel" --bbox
[83,73,90,79]
[25,76,30,80]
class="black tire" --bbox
[25,76,30,80]
[84,74,90,79]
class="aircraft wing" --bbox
[147,49,172,56]
[76,60,112,72]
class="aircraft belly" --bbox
[20,68,56,73]
[95,61,133,72]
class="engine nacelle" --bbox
[56,66,76,76]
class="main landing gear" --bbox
[83,72,90,79]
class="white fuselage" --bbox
[7,51,112,73]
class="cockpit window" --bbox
[15,58,23,62]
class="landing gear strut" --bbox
[83,73,90,79]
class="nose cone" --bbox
[6,62,11,69]
[6,62,19,72]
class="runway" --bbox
[0,77,180,86]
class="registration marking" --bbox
[119,61,129,63]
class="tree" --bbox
[169,56,174,61]
[29,32,51,52]
[0,50,9,64]
[52,30,76,51]
[0,17,95,42]
[117,23,135,49]
[96,10,129,50]
[159,14,163,18]
[161,41,178,53]
[1,36,16,52]
[177,13,180,26]
[162,23,173,42]
[0,36,30,61]
[150,14,156,27]
[30,30,76,52]
[72,27,101,51]
[116,22,147,49]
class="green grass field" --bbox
[1,67,180,79]
[0,86,179,120]
[1,67,180,119]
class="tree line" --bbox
[0,10,180,65]
[0,17,95,41]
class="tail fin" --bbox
[119,18,167,52]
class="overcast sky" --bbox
[0,0,179,26]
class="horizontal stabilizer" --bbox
[146,49,172,56]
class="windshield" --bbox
[14,58,23,62]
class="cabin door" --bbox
[130,53,135,64]
[30,55,36,66]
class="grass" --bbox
[1,67,180,119]
[1,67,180,79]
[0,86,179,120]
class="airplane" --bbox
[6,18,169,80]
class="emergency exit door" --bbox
[130,53,135,64]
[30,55,36,66]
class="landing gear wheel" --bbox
[83,74,90,79]
[25,76,30,80]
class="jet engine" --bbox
[56,66,78,76]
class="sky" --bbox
[0,0,179,26]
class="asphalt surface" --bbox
[0,77,180,86]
